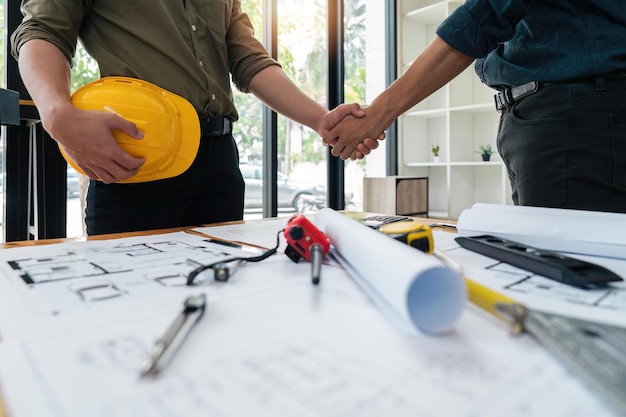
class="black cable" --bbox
[186,229,283,286]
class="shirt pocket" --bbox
[191,0,230,37]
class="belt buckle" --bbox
[203,117,232,136]
[494,94,505,112]
[210,118,224,136]
[494,81,539,112]
[494,91,510,112]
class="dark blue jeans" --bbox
[85,135,244,235]
[498,77,626,213]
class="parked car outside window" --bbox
[240,164,327,213]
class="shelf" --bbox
[449,161,500,166]
[405,161,501,168]
[397,0,512,220]
[404,2,449,26]
[405,108,448,118]
[406,104,496,118]
[399,1,463,67]
[405,161,448,167]
[450,103,495,113]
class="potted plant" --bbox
[431,143,441,162]
[478,144,493,161]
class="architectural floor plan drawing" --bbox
[0,232,257,315]
[434,231,626,326]
[488,261,626,312]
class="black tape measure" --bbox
[378,221,434,254]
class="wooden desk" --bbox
[1,215,445,249]
[1,227,183,248]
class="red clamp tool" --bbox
[284,214,330,285]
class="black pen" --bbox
[140,293,206,378]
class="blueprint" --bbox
[0,264,617,417]
[0,226,622,417]
[0,232,254,316]
[435,231,626,326]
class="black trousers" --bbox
[85,135,244,235]
[498,77,626,213]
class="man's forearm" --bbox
[18,40,74,133]
[248,65,327,133]
[366,36,474,126]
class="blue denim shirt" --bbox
[437,0,626,89]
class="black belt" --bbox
[494,81,540,112]
[495,74,626,112]
[199,117,233,137]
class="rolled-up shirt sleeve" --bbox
[227,1,279,93]
[436,0,530,58]
[11,0,85,64]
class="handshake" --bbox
[319,102,388,161]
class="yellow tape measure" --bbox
[378,221,434,254]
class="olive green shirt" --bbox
[11,0,280,120]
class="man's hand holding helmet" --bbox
[50,104,146,183]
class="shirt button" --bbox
[199,60,203,67]
[191,24,197,31]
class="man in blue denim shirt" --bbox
[324,0,626,213]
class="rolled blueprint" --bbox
[457,203,626,259]
[315,209,466,334]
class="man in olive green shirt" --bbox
[11,0,377,234]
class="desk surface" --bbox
[1,225,218,248]
[4,214,615,417]
[1,216,447,249]
[0,214,451,417]
[0,214,440,417]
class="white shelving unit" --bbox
[397,0,512,219]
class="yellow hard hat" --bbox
[63,76,200,183]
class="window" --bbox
[237,0,378,219]
[66,43,100,237]
[234,0,334,219]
